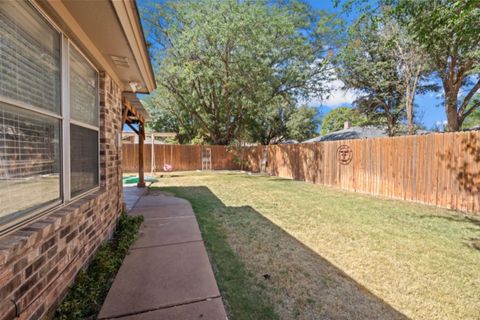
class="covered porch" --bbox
[122,92,149,188]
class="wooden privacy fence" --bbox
[122,144,243,172]
[246,131,480,214]
[122,131,480,214]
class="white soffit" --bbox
[38,0,155,94]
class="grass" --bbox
[54,213,143,320]
[152,171,480,320]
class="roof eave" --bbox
[110,0,156,93]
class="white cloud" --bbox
[302,72,361,108]
[322,79,360,107]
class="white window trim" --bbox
[0,96,63,120]
[61,35,71,202]
[0,0,102,235]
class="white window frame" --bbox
[0,0,101,235]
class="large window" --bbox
[0,1,99,230]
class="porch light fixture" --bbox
[129,81,142,92]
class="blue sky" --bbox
[304,0,446,129]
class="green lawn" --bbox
[151,172,480,320]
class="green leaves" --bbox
[321,107,368,134]
[142,0,331,144]
[335,0,479,131]
[395,0,480,130]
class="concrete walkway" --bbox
[122,186,147,211]
[98,189,228,320]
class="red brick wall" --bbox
[0,72,124,320]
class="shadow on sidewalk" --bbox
[155,185,409,320]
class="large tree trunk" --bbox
[406,70,420,135]
[445,93,460,131]
[406,99,414,135]
[387,117,396,136]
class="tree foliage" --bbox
[321,106,368,134]
[462,96,480,129]
[142,89,200,144]
[335,0,480,132]
[286,105,319,142]
[336,15,406,136]
[395,0,480,131]
[335,6,437,135]
[142,0,333,145]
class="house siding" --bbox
[0,72,124,320]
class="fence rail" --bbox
[122,131,480,214]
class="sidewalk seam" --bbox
[130,239,204,251]
[100,295,222,319]
[128,192,145,212]
[142,215,195,221]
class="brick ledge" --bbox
[0,188,108,266]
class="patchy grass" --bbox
[152,172,480,320]
[54,213,143,320]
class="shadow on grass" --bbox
[154,185,408,320]
[417,214,480,251]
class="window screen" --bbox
[0,103,60,222]
[0,1,61,114]
[70,124,98,197]
[70,46,98,126]
[69,44,99,197]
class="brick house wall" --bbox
[0,72,124,320]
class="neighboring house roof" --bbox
[304,126,388,143]
[36,0,156,94]
[464,125,480,131]
[280,139,299,144]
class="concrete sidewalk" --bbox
[98,190,228,320]
[123,186,147,211]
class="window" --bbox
[0,103,61,224]
[70,125,99,197]
[0,0,61,113]
[0,0,99,231]
[69,46,99,197]
[70,47,99,127]
[0,1,62,225]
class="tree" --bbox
[335,6,434,135]
[286,105,319,142]
[462,95,480,129]
[378,10,432,134]
[321,106,368,134]
[142,88,200,144]
[141,0,333,145]
[246,100,319,144]
[336,16,407,136]
[246,98,294,145]
[395,0,480,131]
